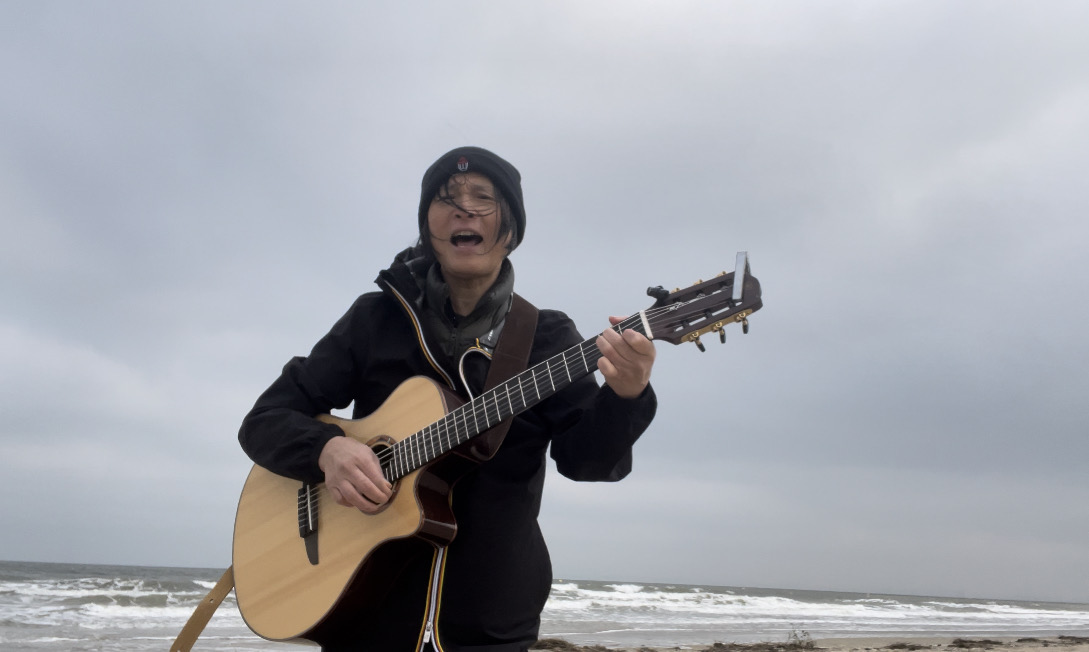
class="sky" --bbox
[2,2,1088,605]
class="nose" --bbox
[452,198,483,218]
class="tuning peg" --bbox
[719,329,726,344]
[742,317,749,334]
[694,336,706,352]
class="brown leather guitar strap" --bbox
[490,293,539,387]
[462,292,539,461]
[170,565,234,651]
[172,293,538,650]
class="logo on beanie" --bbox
[456,156,469,172]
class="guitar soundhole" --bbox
[367,435,401,515]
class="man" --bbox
[239,146,657,651]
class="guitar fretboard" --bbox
[382,314,647,481]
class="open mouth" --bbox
[450,232,484,247]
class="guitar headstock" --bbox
[642,252,763,350]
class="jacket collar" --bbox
[376,247,515,387]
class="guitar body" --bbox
[232,376,475,643]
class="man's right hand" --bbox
[318,435,393,514]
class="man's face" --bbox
[426,172,512,286]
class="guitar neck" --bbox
[383,314,648,481]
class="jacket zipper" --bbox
[420,546,446,651]
[384,280,456,652]
[383,281,458,390]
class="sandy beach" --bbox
[530,635,1089,652]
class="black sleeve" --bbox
[237,297,367,484]
[537,310,658,481]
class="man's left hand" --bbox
[596,315,656,399]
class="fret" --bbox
[463,405,474,443]
[469,400,480,436]
[453,407,465,445]
[435,419,447,453]
[428,425,439,457]
[412,429,422,466]
[487,389,502,423]
[456,411,466,445]
[480,396,489,431]
[480,394,491,428]
[438,420,449,451]
[464,404,475,443]
[451,407,462,443]
[441,414,453,450]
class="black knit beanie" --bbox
[418,146,526,249]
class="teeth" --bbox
[451,231,483,245]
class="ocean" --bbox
[1,560,1087,651]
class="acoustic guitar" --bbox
[232,252,763,643]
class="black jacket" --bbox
[238,255,657,651]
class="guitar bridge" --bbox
[297,483,319,565]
